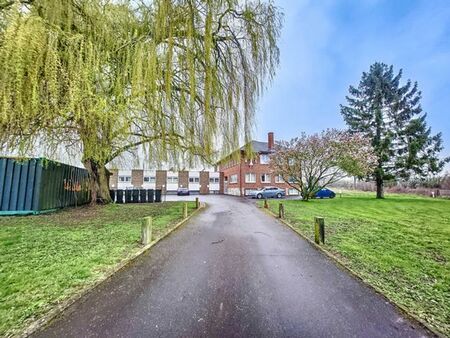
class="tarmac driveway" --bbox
[34,195,430,338]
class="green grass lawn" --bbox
[262,192,450,335]
[0,201,196,337]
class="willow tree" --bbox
[0,0,282,203]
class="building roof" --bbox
[216,137,273,165]
[240,141,271,154]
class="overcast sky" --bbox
[255,0,450,169]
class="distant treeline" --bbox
[331,174,450,197]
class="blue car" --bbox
[248,187,286,199]
[315,188,336,199]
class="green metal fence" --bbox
[0,157,91,215]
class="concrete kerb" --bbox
[259,206,442,338]
[21,202,207,338]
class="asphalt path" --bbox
[34,195,430,338]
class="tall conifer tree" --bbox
[341,62,448,198]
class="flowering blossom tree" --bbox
[270,129,377,201]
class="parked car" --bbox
[315,188,336,199]
[249,187,285,199]
[177,187,190,196]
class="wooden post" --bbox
[264,199,269,209]
[314,217,325,244]
[195,197,199,209]
[278,203,284,219]
[141,217,152,245]
[183,202,188,218]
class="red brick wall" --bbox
[219,172,225,194]
[219,153,290,196]
[109,169,118,189]
[220,162,242,195]
[131,169,143,188]
[199,171,210,194]
[156,170,167,191]
[178,171,189,188]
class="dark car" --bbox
[315,188,336,199]
[177,187,190,196]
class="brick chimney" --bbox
[268,132,274,150]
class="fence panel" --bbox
[0,157,90,215]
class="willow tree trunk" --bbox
[84,159,112,205]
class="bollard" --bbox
[141,217,152,245]
[314,217,325,244]
[264,199,269,209]
[195,197,199,209]
[278,203,284,219]
[183,202,188,218]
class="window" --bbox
[230,174,238,184]
[189,177,200,183]
[167,176,178,184]
[119,176,131,183]
[245,173,256,183]
[260,173,271,183]
[144,176,156,183]
[209,177,220,183]
[275,175,284,183]
[260,154,270,164]
[288,188,299,195]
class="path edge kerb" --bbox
[21,202,207,338]
[260,206,442,338]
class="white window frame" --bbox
[189,177,200,183]
[230,174,238,184]
[245,173,256,183]
[260,154,270,164]
[209,177,220,183]
[288,188,300,195]
[275,174,284,183]
[167,176,178,184]
[144,176,156,183]
[119,176,131,183]
[260,173,271,183]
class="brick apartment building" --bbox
[109,169,221,195]
[217,132,297,196]
[108,132,297,197]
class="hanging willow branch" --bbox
[0,0,282,200]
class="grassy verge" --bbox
[261,192,450,335]
[0,201,196,337]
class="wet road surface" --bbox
[34,195,430,338]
